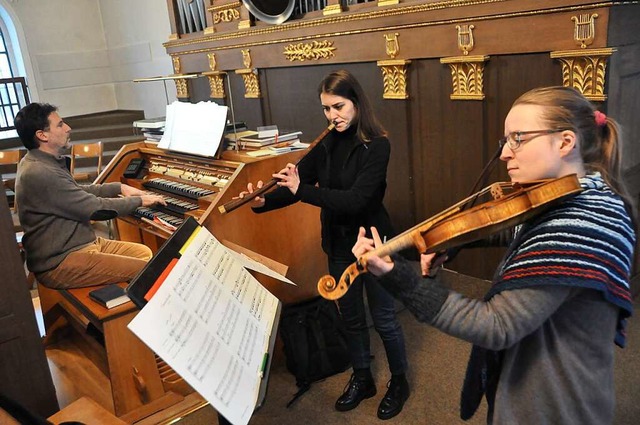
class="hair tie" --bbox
[594,110,607,127]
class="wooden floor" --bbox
[32,296,115,414]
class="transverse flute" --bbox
[218,122,335,214]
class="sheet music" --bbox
[128,227,279,425]
[158,101,228,157]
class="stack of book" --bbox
[133,117,165,142]
[226,129,303,151]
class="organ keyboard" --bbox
[96,140,326,303]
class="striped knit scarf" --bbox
[460,173,635,421]
[490,172,634,346]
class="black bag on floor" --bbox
[280,296,350,407]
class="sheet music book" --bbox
[127,219,281,425]
[158,101,228,157]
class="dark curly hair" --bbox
[14,103,58,150]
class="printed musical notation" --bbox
[128,226,279,425]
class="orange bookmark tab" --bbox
[145,257,179,301]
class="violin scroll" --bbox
[317,260,367,300]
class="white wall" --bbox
[1,0,174,118]
[98,0,176,118]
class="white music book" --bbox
[128,226,279,425]
[158,101,228,157]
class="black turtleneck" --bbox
[329,125,357,190]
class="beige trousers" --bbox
[37,237,152,289]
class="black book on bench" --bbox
[88,284,130,309]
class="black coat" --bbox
[254,127,394,258]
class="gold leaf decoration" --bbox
[377,59,411,99]
[284,40,336,62]
[214,9,240,24]
[551,48,614,101]
[440,55,489,100]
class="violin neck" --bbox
[368,232,420,259]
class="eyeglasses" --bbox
[499,129,571,151]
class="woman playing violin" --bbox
[239,70,410,419]
[352,86,635,425]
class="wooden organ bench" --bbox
[37,282,204,422]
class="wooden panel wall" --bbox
[174,1,640,281]
[185,53,564,279]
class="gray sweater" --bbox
[382,261,619,425]
[16,149,141,273]
[378,174,633,424]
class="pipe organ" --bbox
[96,141,326,304]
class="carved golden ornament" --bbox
[323,4,342,16]
[378,0,399,6]
[203,53,225,98]
[208,1,241,12]
[550,48,614,101]
[377,59,411,99]
[207,74,225,99]
[456,24,475,55]
[284,40,336,62]
[572,13,598,49]
[238,20,251,30]
[204,26,215,35]
[235,68,261,98]
[214,9,240,24]
[168,33,179,41]
[384,33,400,59]
[174,78,189,99]
[241,49,252,68]
[172,56,182,74]
[440,55,489,100]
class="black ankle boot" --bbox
[335,371,376,412]
[377,374,410,420]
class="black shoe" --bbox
[377,375,410,420]
[335,373,376,412]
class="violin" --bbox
[317,174,583,300]
[218,123,335,214]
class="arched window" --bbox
[0,3,30,138]
[0,26,15,77]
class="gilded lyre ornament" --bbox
[242,49,252,68]
[235,49,261,98]
[283,40,336,62]
[572,13,598,49]
[550,13,611,101]
[202,52,226,99]
[172,56,182,74]
[550,48,614,101]
[377,33,410,99]
[385,33,399,59]
[171,56,190,99]
[441,24,487,100]
[440,55,489,100]
[457,24,475,55]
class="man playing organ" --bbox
[14,103,165,289]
